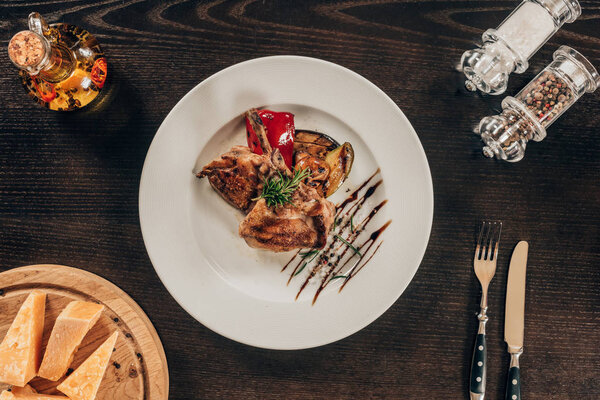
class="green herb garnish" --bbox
[294,249,320,276]
[294,262,307,276]
[254,168,311,208]
[334,234,362,257]
[300,249,319,259]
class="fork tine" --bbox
[482,221,502,261]
[482,221,492,259]
[475,221,485,260]
[492,222,502,261]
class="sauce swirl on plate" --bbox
[283,168,392,304]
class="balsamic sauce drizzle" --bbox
[281,250,301,273]
[282,168,392,304]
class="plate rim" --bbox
[139,55,434,349]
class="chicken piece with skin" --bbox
[197,145,273,211]
[239,182,335,252]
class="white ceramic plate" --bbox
[139,56,433,350]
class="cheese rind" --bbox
[38,301,104,381]
[56,331,118,400]
[0,390,68,399]
[0,291,46,386]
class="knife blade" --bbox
[505,241,528,351]
[504,240,528,400]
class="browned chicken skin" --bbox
[239,182,335,252]
[197,145,285,212]
[197,109,336,252]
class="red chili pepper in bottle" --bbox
[90,58,108,89]
[245,110,295,168]
[32,76,56,103]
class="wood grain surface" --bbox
[0,265,168,399]
[0,1,598,399]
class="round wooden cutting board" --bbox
[0,265,168,400]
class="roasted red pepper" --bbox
[246,110,295,168]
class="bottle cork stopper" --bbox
[8,30,45,67]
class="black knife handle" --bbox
[505,352,522,400]
[506,366,520,400]
[469,333,486,397]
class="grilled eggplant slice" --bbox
[323,142,354,197]
[294,130,339,159]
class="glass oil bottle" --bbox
[7,12,108,111]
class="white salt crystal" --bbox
[496,1,556,59]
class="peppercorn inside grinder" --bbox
[7,12,107,111]
[478,46,599,162]
[459,0,581,95]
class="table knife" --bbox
[504,241,528,400]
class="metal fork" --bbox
[469,221,502,400]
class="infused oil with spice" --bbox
[7,12,107,111]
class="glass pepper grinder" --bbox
[460,0,581,95]
[7,12,107,111]
[478,46,599,162]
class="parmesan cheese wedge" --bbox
[9,384,36,395]
[38,301,104,381]
[0,390,68,399]
[0,291,46,387]
[56,331,118,400]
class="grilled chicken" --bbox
[198,108,336,252]
[197,145,284,211]
[239,182,335,252]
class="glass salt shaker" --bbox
[460,0,581,95]
[7,12,107,111]
[478,46,599,162]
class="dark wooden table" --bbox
[1,1,599,399]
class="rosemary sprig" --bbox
[254,168,311,207]
[294,249,320,276]
[300,249,319,259]
[294,262,307,276]
[294,261,308,276]
[334,234,363,257]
